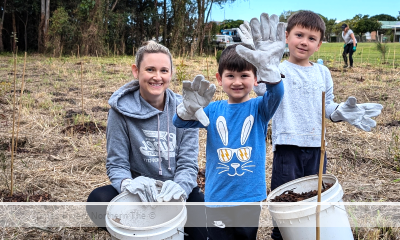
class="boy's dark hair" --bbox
[286,11,326,41]
[218,43,257,76]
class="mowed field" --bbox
[0,42,400,239]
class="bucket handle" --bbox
[177,229,189,236]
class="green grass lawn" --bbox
[306,42,400,68]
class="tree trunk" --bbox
[44,0,50,33]
[12,11,16,53]
[162,0,166,46]
[154,0,159,42]
[0,0,6,52]
[38,0,45,52]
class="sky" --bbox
[210,0,400,23]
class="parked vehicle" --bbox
[220,28,241,42]
[213,35,235,49]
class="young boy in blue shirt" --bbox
[173,16,286,240]
[237,11,383,240]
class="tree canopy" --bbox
[370,14,397,21]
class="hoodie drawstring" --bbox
[157,103,171,176]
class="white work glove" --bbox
[236,13,286,84]
[176,75,216,126]
[330,96,383,132]
[121,176,158,203]
[156,180,187,202]
[237,20,255,49]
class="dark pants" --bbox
[270,145,327,240]
[342,43,357,67]
[86,185,207,240]
[205,205,261,240]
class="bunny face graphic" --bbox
[216,115,255,176]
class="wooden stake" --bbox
[393,49,396,70]
[77,45,80,58]
[361,48,363,65]
[80,63,84,127]
[316,91,326,240]
[206,57,210,81]
[11,50,18,196]
[15,52,27,154]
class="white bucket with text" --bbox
[266,174,354,240]
[106,191,187,240]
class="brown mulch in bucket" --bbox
[270,182,334,202]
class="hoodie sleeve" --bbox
[173,127,200,197]
[106,108,132,193]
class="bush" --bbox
[216,50,223,63]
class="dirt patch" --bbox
[50,92,67,97]
[0,189,51,202]
[91,106,109,112]
[386,120,400,127]
[270,182,334,202]
[93,92,114,99]
[64,109,88,119]
[61,121,106,134]
[68,87,79,92]
[0,137,28,151]
[55,78,66,82]
[10,89,33,94]
[52,98,76,105]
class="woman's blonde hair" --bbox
[135,41,173,70]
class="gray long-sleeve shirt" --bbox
[106,80,199,196]
[271,60,339,150]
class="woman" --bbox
[86,41,206,240]
[341,23,357,68]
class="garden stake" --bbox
[11,50,18,196]
[393,49,395,70]
[15,52,27,154]
[316,91,326,240]
[81,63,84,127]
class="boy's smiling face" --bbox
[286,25,322,66]
[216,69,257,104]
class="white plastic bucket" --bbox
[266,174,354,240]
[106,191,187,240]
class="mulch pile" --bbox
[61,121,106,134]
[271,182,334,202]
[0,190,51,202]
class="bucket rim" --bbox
[266,174,339,203]
[106,191,186,231]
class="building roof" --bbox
[378,21,400,29]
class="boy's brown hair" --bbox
[218,43,257,76]
[286,11,326,41]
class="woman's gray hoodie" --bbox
[106,80,199,197]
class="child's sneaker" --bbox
[343,64,348,68]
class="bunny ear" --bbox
[216,116,228,146]
[241,115,254,145]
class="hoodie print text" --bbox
[139,129,176,163]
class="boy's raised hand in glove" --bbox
[176,75,216,126]
[121,176,158,203]
[156,180,187,202]
[330,96,383,132]
[237,21,255,48]
[235,13,286,84]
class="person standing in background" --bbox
[341,23,357,68]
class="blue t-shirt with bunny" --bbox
[173,81,283,204]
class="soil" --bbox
[61,121,106,134]
[197,168,205,192]
[386,120,400,127]
[270,182,334,202]
[91,106,109,112]
[0,189,51,202]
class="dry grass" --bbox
[0,53,399,239]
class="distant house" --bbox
[377,21,400,42]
